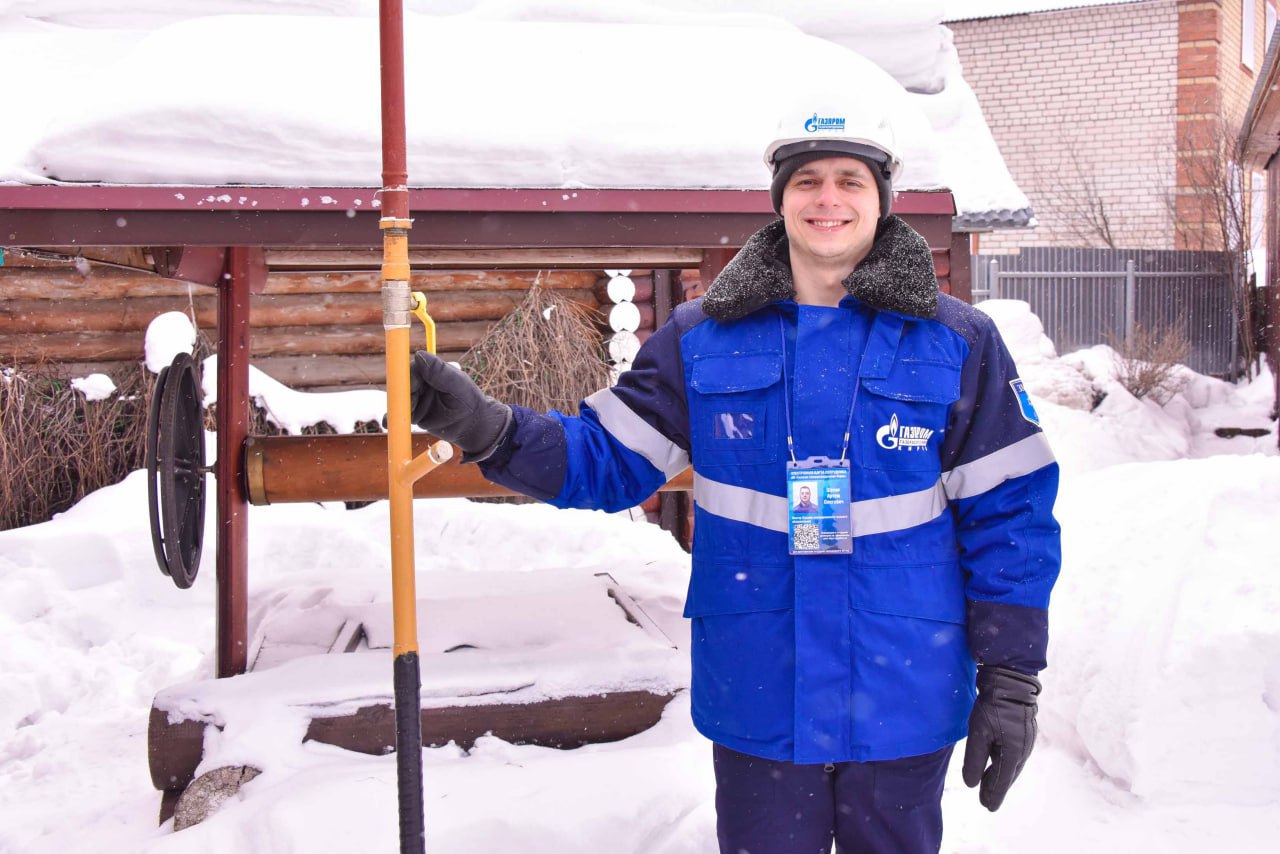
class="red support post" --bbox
[215,247,260,678]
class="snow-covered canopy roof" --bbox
[0,0,1029,227]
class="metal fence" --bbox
[971,247,1240,377]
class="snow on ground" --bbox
[1,301,1277,852]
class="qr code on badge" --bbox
[792,523,820,551]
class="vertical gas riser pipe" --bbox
[378,2,424,852]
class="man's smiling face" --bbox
[780,156,880,274]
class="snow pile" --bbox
[6,12,941,193]
[980,299,1278,473]
[200,354,389,435]
[1047,455,1280,804]
[70,373,117,401]
[978,299,1094,409]
[0,1,1031,217]
[144,311,197,373]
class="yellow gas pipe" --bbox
[382,211,449,854]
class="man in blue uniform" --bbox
[407,106,1061,853]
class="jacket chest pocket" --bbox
[857,361,960,472]
[688,353,783,467]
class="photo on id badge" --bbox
[787,461,852,554]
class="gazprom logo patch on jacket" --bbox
[1009,378,1041,426]
[804,113,846,133]
[875,414,934,451]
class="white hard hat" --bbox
[763,108,904,182]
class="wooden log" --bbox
[0,330,146,362]
[2,358,142,379]
[0,267,215,300]
[0,321,497,362]
[593,274,654,307]
[244,322,498,357]
[148,706,209,791]
[307,691,676,754]
[148,689,675,793]
[3,246,153,269]
[262,269,602,295]
[0,288,600,334]
[263,247,703,269]
[614,301,656,333]
[931,248,950,278]
[0,267,600,301]
[249,353,467,389]
[245,433,693,504]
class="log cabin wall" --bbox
[0,250,606,390]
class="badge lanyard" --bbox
[779,314,859,555]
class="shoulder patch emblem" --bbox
[1009,378,1040,426]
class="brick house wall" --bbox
[1177,0,1274,251]
[951,0,1272,254]
[950,1,1179,252]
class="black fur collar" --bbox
[701,215,939,322]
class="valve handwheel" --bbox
[146,353,207,589]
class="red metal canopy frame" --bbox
[0,185,954,246]
[0,184,958,678]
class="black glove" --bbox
[962,665,1041,812]
[407,351,513,461]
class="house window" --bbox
[1244,1,1257,69]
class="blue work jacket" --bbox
[481,227,1061,764]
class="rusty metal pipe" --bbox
[244,433,693,505]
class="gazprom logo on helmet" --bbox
[804,113,846,134]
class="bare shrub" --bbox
[461,280,610,414]
[1106,322,1190,404]
[0,361,155,531]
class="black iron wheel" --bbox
[146,353,207,589]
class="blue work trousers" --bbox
[713,743,953,854]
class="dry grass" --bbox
[0,361,155,531]
[461,281,610,414]
[459,281,610,504]
[1107,321,1190,404]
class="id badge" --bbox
[786,457,853,555]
